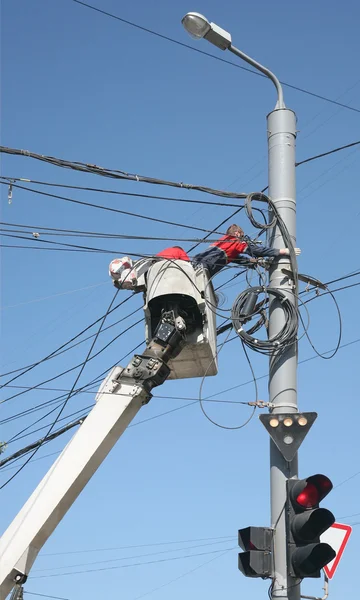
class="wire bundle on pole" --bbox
[231,286,298,355]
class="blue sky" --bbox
[1,0,359,599]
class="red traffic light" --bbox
[292,475,332,509]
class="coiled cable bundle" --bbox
[231,286,298,355]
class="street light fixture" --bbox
[181,12,231,50]
[181,11,284,108]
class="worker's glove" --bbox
[282,248,301,256]
[109,256,133,280]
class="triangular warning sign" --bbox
[259,412,317,462]
[321,522,352,579]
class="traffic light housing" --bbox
[238,526,273,578]
[286,474,336,578]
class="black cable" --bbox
[232,286,298,355]
[31,546,236,578]
[0,290,120,487]
[2,268,358,427]
[7,403,94,445]
[300,287,342,359]
[0,182,226,236]
[0,176,240,208]
[32,539,234,573]
[0,417,85,469]
[4,333,360,471]
[0,231,135,255]
[0,147,249,199]
[0,244,101,254]
[198,330,257,430]
[0,223,230,243]
[0,340,145,429]
[25,592,71,600]
[69,0,360,114]
[0,306,142,380]
[0,295,135,385]
[296,140,360,167]
[42,535,235,556]
[1,318,142,405]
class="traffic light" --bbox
[238,526,273,578]
[286,474,336,578]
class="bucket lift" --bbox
[144,260,218,379]
[0,257,218,599]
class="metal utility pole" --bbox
[181,12,300,599]
[182,12,336,598]
[267,107,299,600]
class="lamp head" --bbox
[181,12,211,39]
[181,12,232,50]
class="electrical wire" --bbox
[25,592,71,600]
[69,0,360,114]
[232,286,298,355]
[2,272,358,433]
[131,547,234,600]
[2,273,358,433]
[0,417,87,469]
[0,451,61,473]
[0,290,120,487]
[0,176,240,208]
[0,147,249,199]
[0,244,103,254]
[0,182,226,235]
[0,304,142,382]
[0,294,135,383]
[1,318,142,409]
[30,546,236,579]
[299,287,342,360]
[31,539,234,572]
[3,335,360,472]
[6,404,93,445]
[0,223,231,243]
[295,140,360,167]
[198,330,257,430]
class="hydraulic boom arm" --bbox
[0,311,186,599]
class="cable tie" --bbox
[135,175,139,182]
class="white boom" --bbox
[0,368,149,599]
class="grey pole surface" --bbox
[181,15,299,597]
[267,108,299,600]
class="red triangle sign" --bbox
[320,522,352,579]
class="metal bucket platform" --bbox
[144,260,218,380]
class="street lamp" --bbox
[181,11,284,108]
[181,11,300,600]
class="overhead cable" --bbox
[0,181,227,235]
[30,546,236,578]
[0,147,249,199]
[69,0,360,114]
[296,140,360,167]
[0,176,240,207]
[0,291,121,487]
[0,295,135,386]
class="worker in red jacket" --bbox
[156,246,190,261]
[192,224,300,277]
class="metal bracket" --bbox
[281,269,327,290]
[300,572,329,600]
[248,400,275,409]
